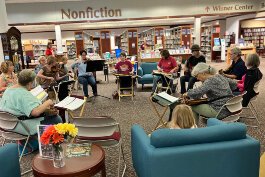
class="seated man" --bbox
[152,49,178,94]
[219,47,247,80]
[114,52,134,88]
[180,44,206,94]
[71,50,97,98]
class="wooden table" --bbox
[32,144,106,177]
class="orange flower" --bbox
[52,133,64,144]
[40,125,57,145]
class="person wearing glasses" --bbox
[219,47,247,80]
[183,63,237,124]
[180,44,206,94]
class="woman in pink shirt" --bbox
[152,50,178,94]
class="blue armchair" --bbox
[0,143,21,177]
[131,118,260,177]
[137,62,158,89]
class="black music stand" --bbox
[86,60,111,99]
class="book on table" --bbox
[54,96,85,111]
[30,85,48,102]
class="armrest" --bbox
[131,125,153,177]
[137,67,143,76]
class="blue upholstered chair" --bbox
[131,118,260,177]
[0,143,21,177]
[137,62,158,89]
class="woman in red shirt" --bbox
[152,49,178,94]
[45,43,53,57]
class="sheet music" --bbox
[157,92,179,103]
[65,98,85,111]
[54,96,75,108]
[30,85,44,97]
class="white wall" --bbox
[21,31,75,40]
[225,14,256,44]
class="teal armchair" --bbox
[131,118,260,177]
[0,143,21,177]
[137,62,158,89]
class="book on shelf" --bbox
[54,96,85,111]
[30,85,48,102]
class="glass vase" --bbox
[52,144,65,168]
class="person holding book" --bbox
[37,56,69,89]
[0,61,17,96]
[167,104,197,129]
[0,69,62,135]
[183,63,237,123]
[152,49,178,94]
[71,50,97,98]
[180,44,206,94]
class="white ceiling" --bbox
[5,0,82,3]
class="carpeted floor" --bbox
[1,59,265,177]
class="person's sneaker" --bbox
[86,96,92,102]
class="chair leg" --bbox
[142,84,144,90]
[117,143,126,177]
[1,138,6,146]
[19,136,30,162]
[117,143,122,177]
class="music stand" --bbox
[86,60,111,100]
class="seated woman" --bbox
[34,56,46,74]
[37,56,68,89]
[167,104,197,129]
[152,49,178,94]
[237,53,263,107]
[0,61,17,96]
[183,63,237,123]
[58,56,69,81]
[0,69,62,135]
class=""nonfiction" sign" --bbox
[61,6,122,19]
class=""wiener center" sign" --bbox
[61,7,122,19]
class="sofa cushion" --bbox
[151,121,247,148]
[140,74,154,82]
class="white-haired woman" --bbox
[0,69,62,135]
[34,56,46,74]
[183,63,237,123]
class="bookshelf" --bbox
[120,29,138,55]
[66,40,76,60]
[224,33,235,48]
[201,25,220,61]
[74,31,94,57]
[241,27,265,56]
[23,40,49,60]
[164,26,192,51]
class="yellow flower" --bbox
[55,123,78,137]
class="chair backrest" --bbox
[224,94,243,113]
[73,117,118,138]
[0,112,19,131]
[140,62,158,75]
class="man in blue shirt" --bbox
[71,50,97,98]
[219,47,247,80]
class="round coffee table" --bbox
[32,144,106,177]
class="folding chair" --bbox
[200,94,244,123]
[73,117,126,177]
[114,74,135,101]
[0,112,32,175]
[240,81,261,128]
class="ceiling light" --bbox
[255,18,265,20]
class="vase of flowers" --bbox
[40,123,78,168]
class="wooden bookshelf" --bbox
[74,31,94,57]
[120,29,138,55]
[66,40,76,60]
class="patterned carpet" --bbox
[1,59,265,177]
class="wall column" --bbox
[194,17,201,46]
[55,25,63,54]
[0,0,9,63]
